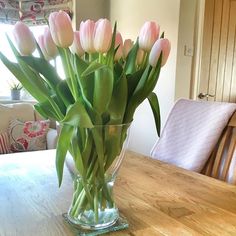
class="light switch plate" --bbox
[184,45,194,57]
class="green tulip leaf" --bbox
[106,22,117,68]
[62,100,93,128]
[124,39,139,74]
[81,61,106,78]
[0,52,47,103]
[114,62,123,83]
[124,65,152,122]
[6,34,20,56]
[133,65,152,96]
[126,69,144,100]
[17,56,61,88]
[148,92,161,137]
[36,42,45,59]
[108,77,127,124]
[56,80,75,107]
[56,124,74,187]
[34,101,59,120]
[104,129,122,170]
[93,66,114,115]
[51,94,66,115]
[57,47,71,87]
[6,34,50,98]
[74,54,88,76]
[74,54,94,107]
[70,129,85,176]
[19,60,51,97]
[142,54,162,97]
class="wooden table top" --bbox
[1,150,236,236]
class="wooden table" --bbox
[1,150,236,236]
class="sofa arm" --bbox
[46,128,58,149]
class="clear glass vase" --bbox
[66,123,131,230]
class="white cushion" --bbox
[46,128,58,149]
[151,99,236,172]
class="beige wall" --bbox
[72,0,109,29]
[110,0,180,155]
[175,0,197,100]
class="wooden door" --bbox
[199,0,236,102]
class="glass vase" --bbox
[66,123,131,230]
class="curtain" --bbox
[0,0,73,25]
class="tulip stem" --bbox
[64,48,80,101]
[141,52,148,69]
[99,53,103,64]
[89,54,93,63]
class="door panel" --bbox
[199,0,236,102]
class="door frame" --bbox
[190,0,205,99]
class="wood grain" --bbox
[202,111,236,184]
[216,0,230,102]
[208,0,223,102]
[199,0,215,97]
[1,150,236,235]
[223,0,236,102]
[199,0,236,103]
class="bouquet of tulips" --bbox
[0,11,170,224]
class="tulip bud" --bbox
[44,27,58,58]
[70,31,84,57]
[38,35,50,60]
[139,21,160,52]
[48,11,74,48]
[80,20,96,53]
[123,39,133,58]
[149,38,171,67]
[136,48,145,66]
[114,32,123,61]
[94,19,112,53]
[13,21,36,56]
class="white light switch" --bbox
[184,45,194,57]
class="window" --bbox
[0,24,47,99]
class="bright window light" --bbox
[0,24,65,100]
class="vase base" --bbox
[62,213,129,236]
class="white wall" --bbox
[175,0,197,100]
[110,0,181,155]
[72,0,109,29]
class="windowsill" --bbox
[0,99,36,104]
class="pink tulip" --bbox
[38,35,50,60]
[44,27,57,58]
[139,21,160,52]
[149,38,171,67]
[13,21,36,56]
[136,48,145,66]
[114,32,123,61]
[94,19,112,53]
[70,31,84,56]
[80,20,96,53]
[48,11,74,48]
[123,39,133,58]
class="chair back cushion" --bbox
[0,103,35,133]
[151,99,236,172]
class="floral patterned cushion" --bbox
[8,119,50,152]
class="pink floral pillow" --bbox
[8,119,50,152]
